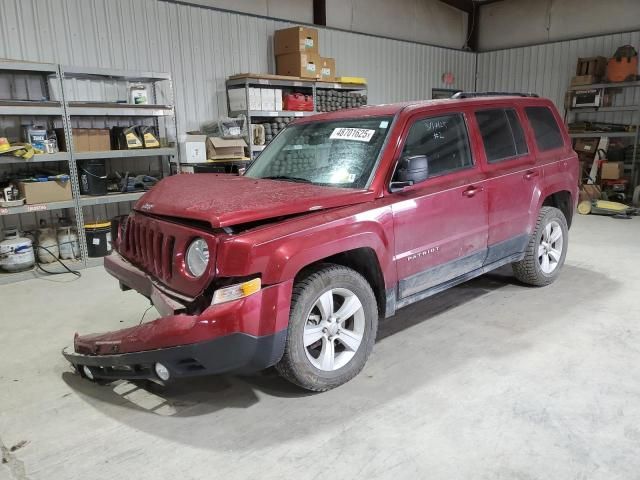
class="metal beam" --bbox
[466,1,480,51]
[439,0,473,14]
[313,0,326,26]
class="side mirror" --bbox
[390,155,429,192]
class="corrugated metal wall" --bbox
[0,0,476,135]
[477,30,640,124]
[0,0,475,232]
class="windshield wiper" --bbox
[262,175,312,183]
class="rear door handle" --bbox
[524,170,539,180]
[462,186,482,198]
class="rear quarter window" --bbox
[475,108,528,163]
[525,106,564,152]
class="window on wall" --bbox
[399,113,473,178]
[525,106,564,152]
[475,108,528,163]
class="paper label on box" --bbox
[321,68,331,76]
[304,38,314,48]
[27,204,47,212]
[330,128,375,142]
[306,63,316,72]
[93,238,100,245]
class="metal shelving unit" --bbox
[73,147,177,160]
[226,75,367,160]
[0,198,77,216]
[79,192,145,206]
[569,131,638,138]
[0,100,63,116]
[565,80,640,187]
[59,64,178,264]
[0,152,71,165]
[0,60,178,284]
[67,103,174,117]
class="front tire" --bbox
[276,264,378,392]
[512,206,568,286]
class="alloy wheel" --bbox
[303,287,365,371]
[538,220,563,274]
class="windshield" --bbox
[245,116,393,189]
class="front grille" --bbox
[124,216,175,282]
[119,212,217,298]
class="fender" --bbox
[527,155,579,232]
[216,202,396,287]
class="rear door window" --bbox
[524,106,564,151]
[399,113,473,178]
[475,108,528,163]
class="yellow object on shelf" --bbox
[336,76,367,85]
[85,221,112,229]
[0,137,10,152]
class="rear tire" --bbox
[276,264,378,392]
[512,206,568,286]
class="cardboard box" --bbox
[228,88,246,112]
[574,138,599,154]
[179,134,207,164]
[206,137,247,159]
[601,162,624,180]
[249,88,262,110]
[275,89,283,110]
[571,75,599,86]
[579,184,601,202]
[72,129,90,152]
[18,180,72,205]
[228,88,261,111]
[576,56,607,77]
[319,57,336,81]
[88,128,111,151]
[55,128,110,152]
[276,52,321,79]
[274,26,319,55]
[260,88,276,111]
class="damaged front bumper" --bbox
[62,331,286,382]
[63,253,292,382]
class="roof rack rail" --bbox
[451,91,539,99]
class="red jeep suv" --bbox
[64,94,578,391]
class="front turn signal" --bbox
[212,278,261,305]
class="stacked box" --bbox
[274,26,335,81]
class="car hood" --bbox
[134,174,376,228]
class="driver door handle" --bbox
[462,186,482,198]
[524,170,539,180]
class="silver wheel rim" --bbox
[303,287,365,371]
[538,220,563,274]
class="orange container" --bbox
[606,45,638,82]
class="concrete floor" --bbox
[1,214,639,480]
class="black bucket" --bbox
[79,159,107,196]
[85,222,112,257]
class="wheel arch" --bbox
[295,247,388,318]
[541,190,573,228]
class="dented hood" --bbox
[134,174,375,228]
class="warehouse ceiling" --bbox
[437,0,505,51]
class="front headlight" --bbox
[185,238,209,277]
[212,278,261,305]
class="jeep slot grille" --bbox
[125,216,174,281]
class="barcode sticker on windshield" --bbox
[330,128,375,142]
